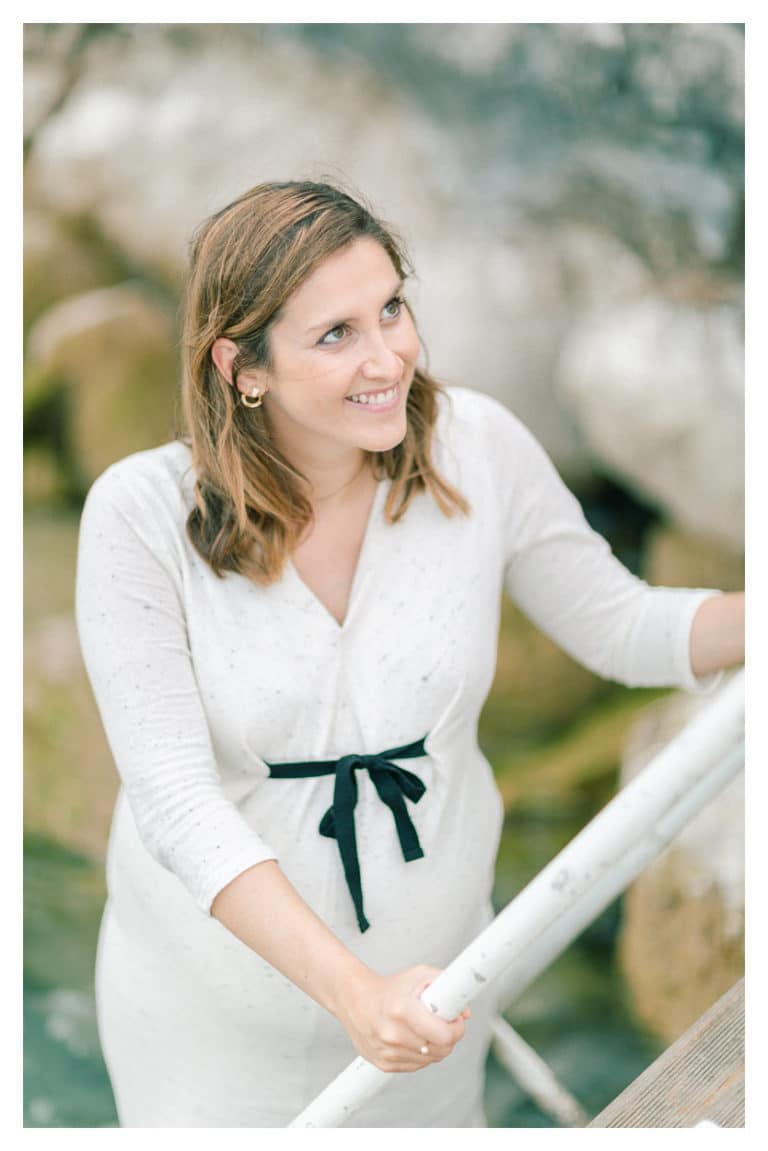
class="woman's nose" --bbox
[358,332,402,382]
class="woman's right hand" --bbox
[333,963,471,1073]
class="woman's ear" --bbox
[211,338,239,387]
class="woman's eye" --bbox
[318,297,405,346]
[382,296,404,319]
[319,324,348,346]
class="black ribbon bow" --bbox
[267,737,429,932]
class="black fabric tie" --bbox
[267,737,429,933]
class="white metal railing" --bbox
[490,1016,589,1126]
[289,670,745,1128]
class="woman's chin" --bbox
[359,417,408,454]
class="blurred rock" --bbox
[415,222,659,475]
[24,209,127,334]
[24,517,118,860]
[557,281,744,549]
[291,23,743,267]
[24,445,70,508]
[617,684,744,1043]
[24,24,743,505]
[491,686,664,815]
[25,27,455,288]
[25,283,179,489]
[645,523,744,592]
[413,228,584,470]
[23,24,86,143]
[554,222,654,310]
[25,615,82,686]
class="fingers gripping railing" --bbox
[289,671,745,1128]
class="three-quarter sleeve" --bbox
[75,463,277,914]
[473,392,725,693]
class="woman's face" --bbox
[248,237,421,465]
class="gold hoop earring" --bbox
[240,387,263,409]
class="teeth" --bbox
[348,386,397,405]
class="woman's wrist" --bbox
[323,954,380,1022]
[689,590,745,679]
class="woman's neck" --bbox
[262,410,373,506]
[288,442,371,506]
[311,456,371,504]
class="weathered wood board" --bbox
[589,978,744,1128]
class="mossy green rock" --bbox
[25,284,180,489]
[479,594,610,759]
[24,512,117,860]
[24,444,71,507]
[23,210,125,337]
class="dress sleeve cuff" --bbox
[676,589,726,695]
[196,844,279,916]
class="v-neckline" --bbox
[288,478,387,631]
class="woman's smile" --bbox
[345,382,401,411]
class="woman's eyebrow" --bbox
[306,280,405,334]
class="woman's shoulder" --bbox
[439,383,525,427]
[83,440,195,525]
[436,384,532,455]
[433,385,555,509]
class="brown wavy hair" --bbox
[181,179,469,583]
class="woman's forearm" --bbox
[690,591,745,679]
[210,860,469,1072]
[211,859,373,1017]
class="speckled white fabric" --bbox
[76,386,722,1128]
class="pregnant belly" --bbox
[243,759,504,971]
[105,756,503,1008]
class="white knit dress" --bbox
[75,386,721,1128]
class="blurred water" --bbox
[23,806,662,1129]
[23,835,117,1128]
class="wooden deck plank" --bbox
[589,978,744,1128]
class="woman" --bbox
[76,180,744,1128]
